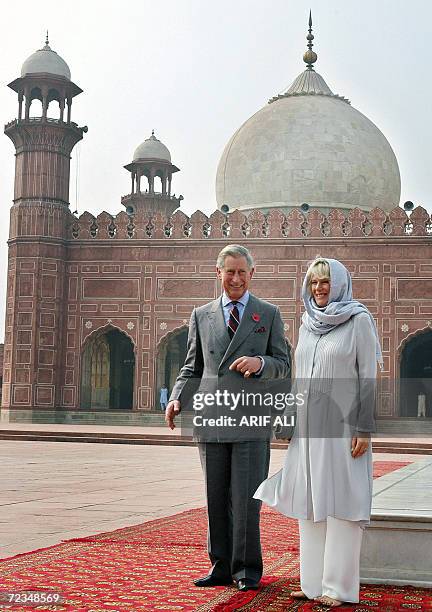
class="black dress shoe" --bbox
[236,578,260,591]
[193,575,233,587]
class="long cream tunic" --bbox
[254,312,377,526]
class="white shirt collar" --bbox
[222,290,250,308]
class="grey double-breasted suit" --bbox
[170,294,289,399]
[170,293,290,581]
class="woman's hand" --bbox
[351,436,370,458]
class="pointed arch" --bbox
[82,322,136,349]
[398,325,432,417]
[80,325,136,410]
[155,325,188,409]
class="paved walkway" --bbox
[372,457,432,518]
[0,440,428,560]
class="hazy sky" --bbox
[0,0,431,339]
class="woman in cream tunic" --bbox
[254,257,382,608]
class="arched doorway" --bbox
[400,329,432,417]
[155,327,188,409]
[81,328,135,410]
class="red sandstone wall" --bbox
[3,205,432,416]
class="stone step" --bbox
[373,444,432,454]
[0,432,286,449]
[373,440,432,453]
[0,429,431,453]
[5,411,432,433]
[2,410,167,426]
[377,418,432,435]
[361,458,432,587]
[0,433,195,446]
[0,429,186,440]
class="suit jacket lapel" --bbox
[208,297,231,353]
[220,294,260,367]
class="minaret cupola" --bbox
[122,131,182,216]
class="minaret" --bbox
[121,131,182,217]
[2,36,86,412]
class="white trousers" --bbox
[298,516,363,603]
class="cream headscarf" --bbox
[301,258,383,370]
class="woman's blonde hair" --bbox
[305,257,331,294]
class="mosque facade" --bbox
[1,25,432,419]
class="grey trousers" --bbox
[198,441,270,582]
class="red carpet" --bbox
[1,461,431,611]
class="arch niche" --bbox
[155,326,188,408]
[399,328,432,417]
[81,326,135,410]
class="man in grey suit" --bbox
[165,244,289,591]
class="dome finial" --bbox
[43,30,51,49]
[303,10,318,70]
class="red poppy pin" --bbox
[252,313,260,322]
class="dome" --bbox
[216,20,401,213]
[21,38,71,80]
[133,132,171,162]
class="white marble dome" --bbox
[216,67,401,213]
[21,40,71,80]
[133,132,171,162]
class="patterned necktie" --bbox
[228,301,240,339]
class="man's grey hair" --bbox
[216,244,255,269]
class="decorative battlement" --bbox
[68,206,432,240]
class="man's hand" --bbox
[351,436,370,458]
[165,400,181,430]
[229,356,262,378]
